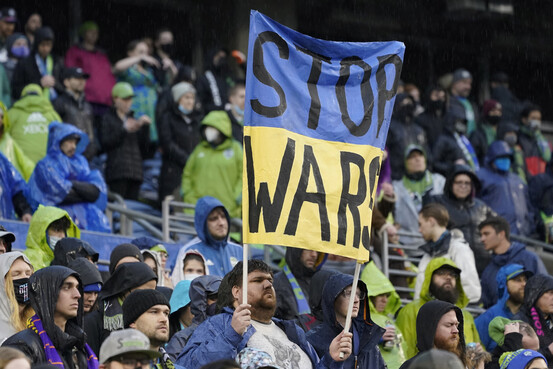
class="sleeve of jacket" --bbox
[99,114,128,151]
[462,311,482,345]
[175,316,244,369]
[84,310,103,355]
[395,304,418,359]
[1,334,41,363]
[28,159,73,206]
[181,147,199,203]
[158,111,191,167]
[451,241,481,303]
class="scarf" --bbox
[102,297,124,332]
[402,170,434,212]
[454,132,480,171]
[28,314,99,369]
[283,264,311,315]
[155,347,175,369]
[35,53,57,100]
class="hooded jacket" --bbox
[306,273,386,369]
[84,262,157,355]
[480,242,547,309]
[528,159,553,233]
[518,124,551,177]
[67,258,102,291]
[7,84,62,163]
[171,250,209,286]
[414,230,481,303]
[399,300,466,369]
[477,140,534,236]
[196,47,232,114]
[24,204,80,270]
[166,275,222,360]
[297,269,339,332]
[514,274,553,366]
[475,264,530,351]
[395,257,480,359]
[274,246,326,321]
[10,27,64,101]
[181,111,243,218]
[0,101,35,180]
[2,266,93,369]
[0,251,33,342]
[27,121,110,232]
[430,164,495,274]
[51,237,99,266]
[177,307,342,369]
[0,150,31,220]
[174,196,242,277]
[361,261,406,369]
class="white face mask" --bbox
[183,273,203,281]
[49,236,63,250]
[204,126,221,143]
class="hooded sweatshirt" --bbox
[24,204,80,270]
[475,264,531,351]
[274,246,327,321]
[0,251,33,342]
[84,262,157,355]
[166,275,222,360]
[51,237,99,266]
[2,266,96,369]
[174,196,242,277]
[7,84,62,163]
[67,258,102,292]
[306,273,386,369]
[181,110,243,218]
[361,261,406,369]
[514,274,553,366]
[395,257,481,359]
[399,300,466,369]
[0,101,35,180]
[27,121,110,233]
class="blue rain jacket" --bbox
[175,196,242,277]
[306,273,386,369]
[27,122,110,232]
[0,151,28,219]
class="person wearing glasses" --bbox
[428,164,495,275]
[306,273,387,369]
[99,329,161,369]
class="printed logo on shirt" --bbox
[230,256,238,267]
[223,148,234,159]
[27,112,48,123]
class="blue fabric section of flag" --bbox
[244,11,405,150]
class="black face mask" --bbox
[13,278,30,304]
[160,43,174,57]
[396,104,415,122]
[486,115,501,126]
[428,99,445,114]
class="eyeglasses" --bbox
[341,289,366,300]
[453,180,471,187]
[434,269,459,279]
[112,357,152,369]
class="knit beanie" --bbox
[452,68,472,84]
[109,243,144,274]
[123,289,170,328]
[499,349,546,369]
[489,317,524,346]
[482,99,500,117]
[171,82,196,103]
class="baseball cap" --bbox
[63,67,90,80]
[112,82,135,99]
[506,267,533,281]
[0,225,16,243]
[434,264,462,277]
[99,329,162,364]
[0,8,17,23]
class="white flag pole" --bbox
[242,243,249,304]
[339,261,363,359]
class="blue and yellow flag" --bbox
[243,11,405,262]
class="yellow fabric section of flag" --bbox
[243,125,382,262]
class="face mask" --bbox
[233,104,244,117]
[49,236,62,249]
[183,273,202,281]
[397,104,415,121]
[486,115,501,126]
[13,278,30,304]
[504,134,517,147]
[494,157,511,172]
[428,99,445,113]
[206,302,218,316]
[178,105,191,115]
[204,126,221,144]
[454,120,467,135]
[160,43,174,56]
[11,45,30,58]
[529,119,541,131]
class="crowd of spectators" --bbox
[0,5,553,369]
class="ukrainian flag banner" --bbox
[243,11,405,262]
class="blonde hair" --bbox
[0,347,30,369]
[4,260,35,332]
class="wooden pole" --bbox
[339,261,363,359]
[242,243,249,304]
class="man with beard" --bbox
[414,203,480,303]
[448,68,478,136]
[514,274,553,365]
[475,264,532,351]
[399,300,467,369]
[177,259,353,369]
[123,289,180,369]
[396,257,480,359]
